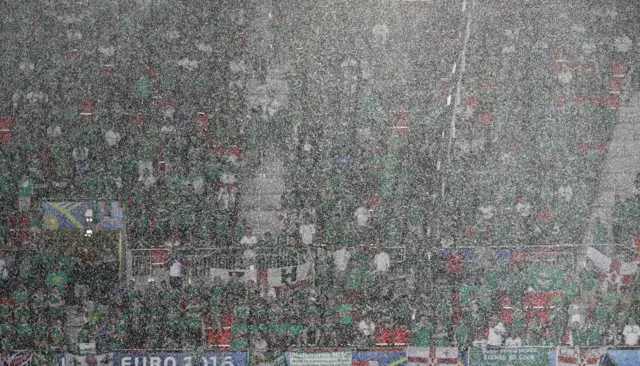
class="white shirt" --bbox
[354,207,370,227]
[488,323,506,346]
[0,259,6,280]
[623,324,640,346]
[299,224,316,245]
[333,248,350,272]
[169,260,182,277]
[374,252,390,272]
[358,320,376,336]
[243,249,256,264]
[240,234,257,246]
[105,129,121,146]
[505,337,522,347]
[192,176,204,195]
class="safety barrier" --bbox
[52,346,640,366]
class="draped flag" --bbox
[406,347,460,366]
[0,352,33,366]
[586,247,638,286]
[42,201,123,230]
[556,347,606,366]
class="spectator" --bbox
[504,331,522,347]
[299,217,316,246]
[332,244,350,285]
[169,256,183,289]
[432,318,450,346]
[354,203,370,227]
[0,253,7,291]
[240,227,257,246]
[488,316,506,347]
[623,318,640,346]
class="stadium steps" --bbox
[65,305,88,349]
[238,149,286,237]
[583,80,640,254]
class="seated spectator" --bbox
[357,308,376,347]
[47,285,65,323]
[623,318,640,346]
[504,331,522,347]
[240,227,257,246]
[412,314,434,346]
[487,316,506,347]
[432,318,450,346]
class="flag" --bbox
[586,247,638,286]
[407,347,459,366]
[556,347,606,366]
[266,262,311,287]
[1,352,33,366]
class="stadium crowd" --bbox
[0,238,639,353]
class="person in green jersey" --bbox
[432,318,450,347]
[48,285,65,323]
[11,283,30,305]
[412,315,435,346]
[47,264,70,290]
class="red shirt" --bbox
[447,252,464,273]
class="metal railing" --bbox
[130,247,304,281]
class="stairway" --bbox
[239,151,286,237]
[583,78,639,256]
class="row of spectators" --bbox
[2,242,638,352]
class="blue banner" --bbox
[43,200,124,230]
[112,353,247,366]
[352,351,406,366]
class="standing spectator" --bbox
[354,203,370,228]
[487,316,506,347]
[169,256,183,289]
[373,248,390,284]
[623,318,640,346]
[299,215,316,246]
[332,245,350,286]
[240,227,257,246]
[0,253,7,291]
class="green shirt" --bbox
[336,304,353,325]
[454,325,468,347]
[15,323,33,338]
[12,290,30,303]
[231,322,248,334]
[580,269,598,291]
[587,324,603,346]
[414,323,435,346]
[433,326,450,347]
[47,271,69,288]
[572,329,588,346]
[347,267,365,290]
[134,76,151,100]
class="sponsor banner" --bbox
[602,350,640,366]
[406,347,459,366]
[556,347,606,366]
[110,353,246,366]
[249,352,286,366]
[469,347,549,366]
[288,352,351,366]
[59,354,112,366]
[352,351,406,366]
